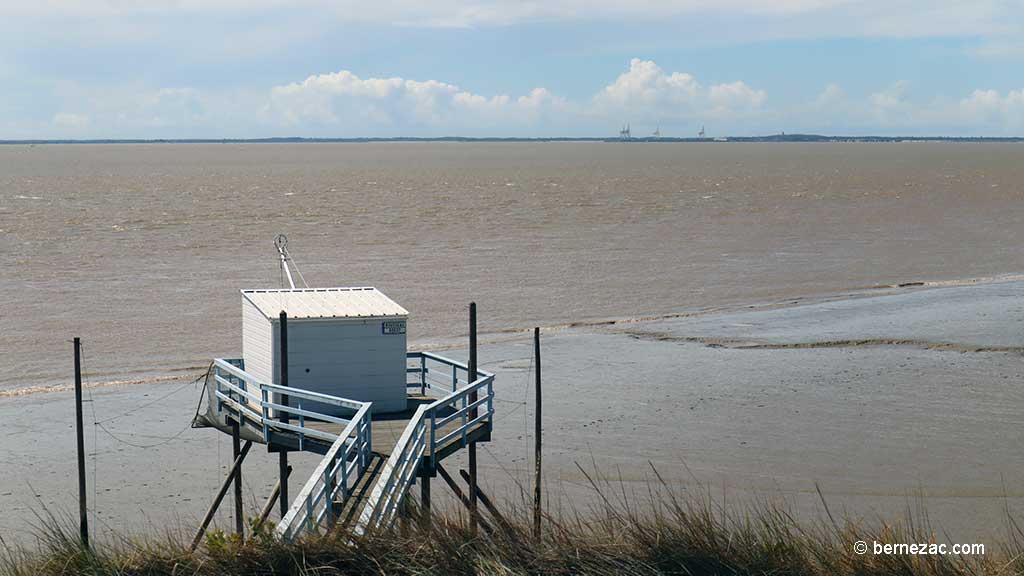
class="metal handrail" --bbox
[211,358,376,540]
[262,382,366,410]
[355,404,430,531]
[424,374,494,468]
[358,354,495,530]
[212,358,361,448]
[276,402,373,539]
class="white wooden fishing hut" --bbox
[191,235,496,544]
[241,287,409,414]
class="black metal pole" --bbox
[533,327,542,540]
[468,302,478,535]
[279,311,290,518]
[73,337,89,548]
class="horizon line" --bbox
[3,134,1024,145]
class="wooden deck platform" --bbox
[267,394,490,468]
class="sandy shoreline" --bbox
[2,279,1023,546]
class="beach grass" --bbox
[4,468,1023,576]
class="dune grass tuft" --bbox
[4,470,1022,576]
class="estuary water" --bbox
[2,142,1024,392]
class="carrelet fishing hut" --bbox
[241,287,409,414]
[192,235,496,543]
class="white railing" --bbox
[355,404,430,531]
[423,373,493,469]
[210,353,495,538]
[276,402,373,539]
[212,358,362,451]
[211,358,374,540]
[358,354,494,530]
[407,351,476,395]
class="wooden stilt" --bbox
[278,311,291,518]
[231,419,244,536]
[191,440,252,551]
[459,468,511,530]
[420,473,431,529]
[437,464,493,534]
[533,326,543,540]
[467,302,479,535]
[278,453,289,518]
[73,337,89,548]
[398,493,411,536]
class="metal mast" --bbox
[275,234,297,290]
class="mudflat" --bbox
[2,279,1021,546]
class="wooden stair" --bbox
[332,453,387,530]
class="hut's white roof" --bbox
[241,287,408,320]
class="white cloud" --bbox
[957,89,1024,128]
[813,83,845,108]
[267,69,570,136]
[591,59,765,124]
[13,61,1024,138]
[869,81,909,110]
[972,40,1024,59]
[708,81,767,114]
[265,60,769,136]
[595,59,700,110]
[16,82,260,139]
[52,112,89,129]
[791,81,1024,135]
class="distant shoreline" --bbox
[3,134,1024,145]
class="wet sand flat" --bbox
[2,280,1023,545]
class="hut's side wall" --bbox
[241,298,274,385]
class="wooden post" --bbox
[191,440,252,551]
[278,311,290,517]
[231,419,244,536]
[533,326,542,540]
[278,454,289,518]
[73,337,89,548]
[420,473,431,529]
[468,302,478,535]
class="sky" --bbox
[1,0,1023,139]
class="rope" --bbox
[523,352,533,477]
[290,255,310,288]
[492,401,528,423]
[89,363,212,449]
[483,348,535,502]
[93,370,206,425]
[95,420,193,449]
